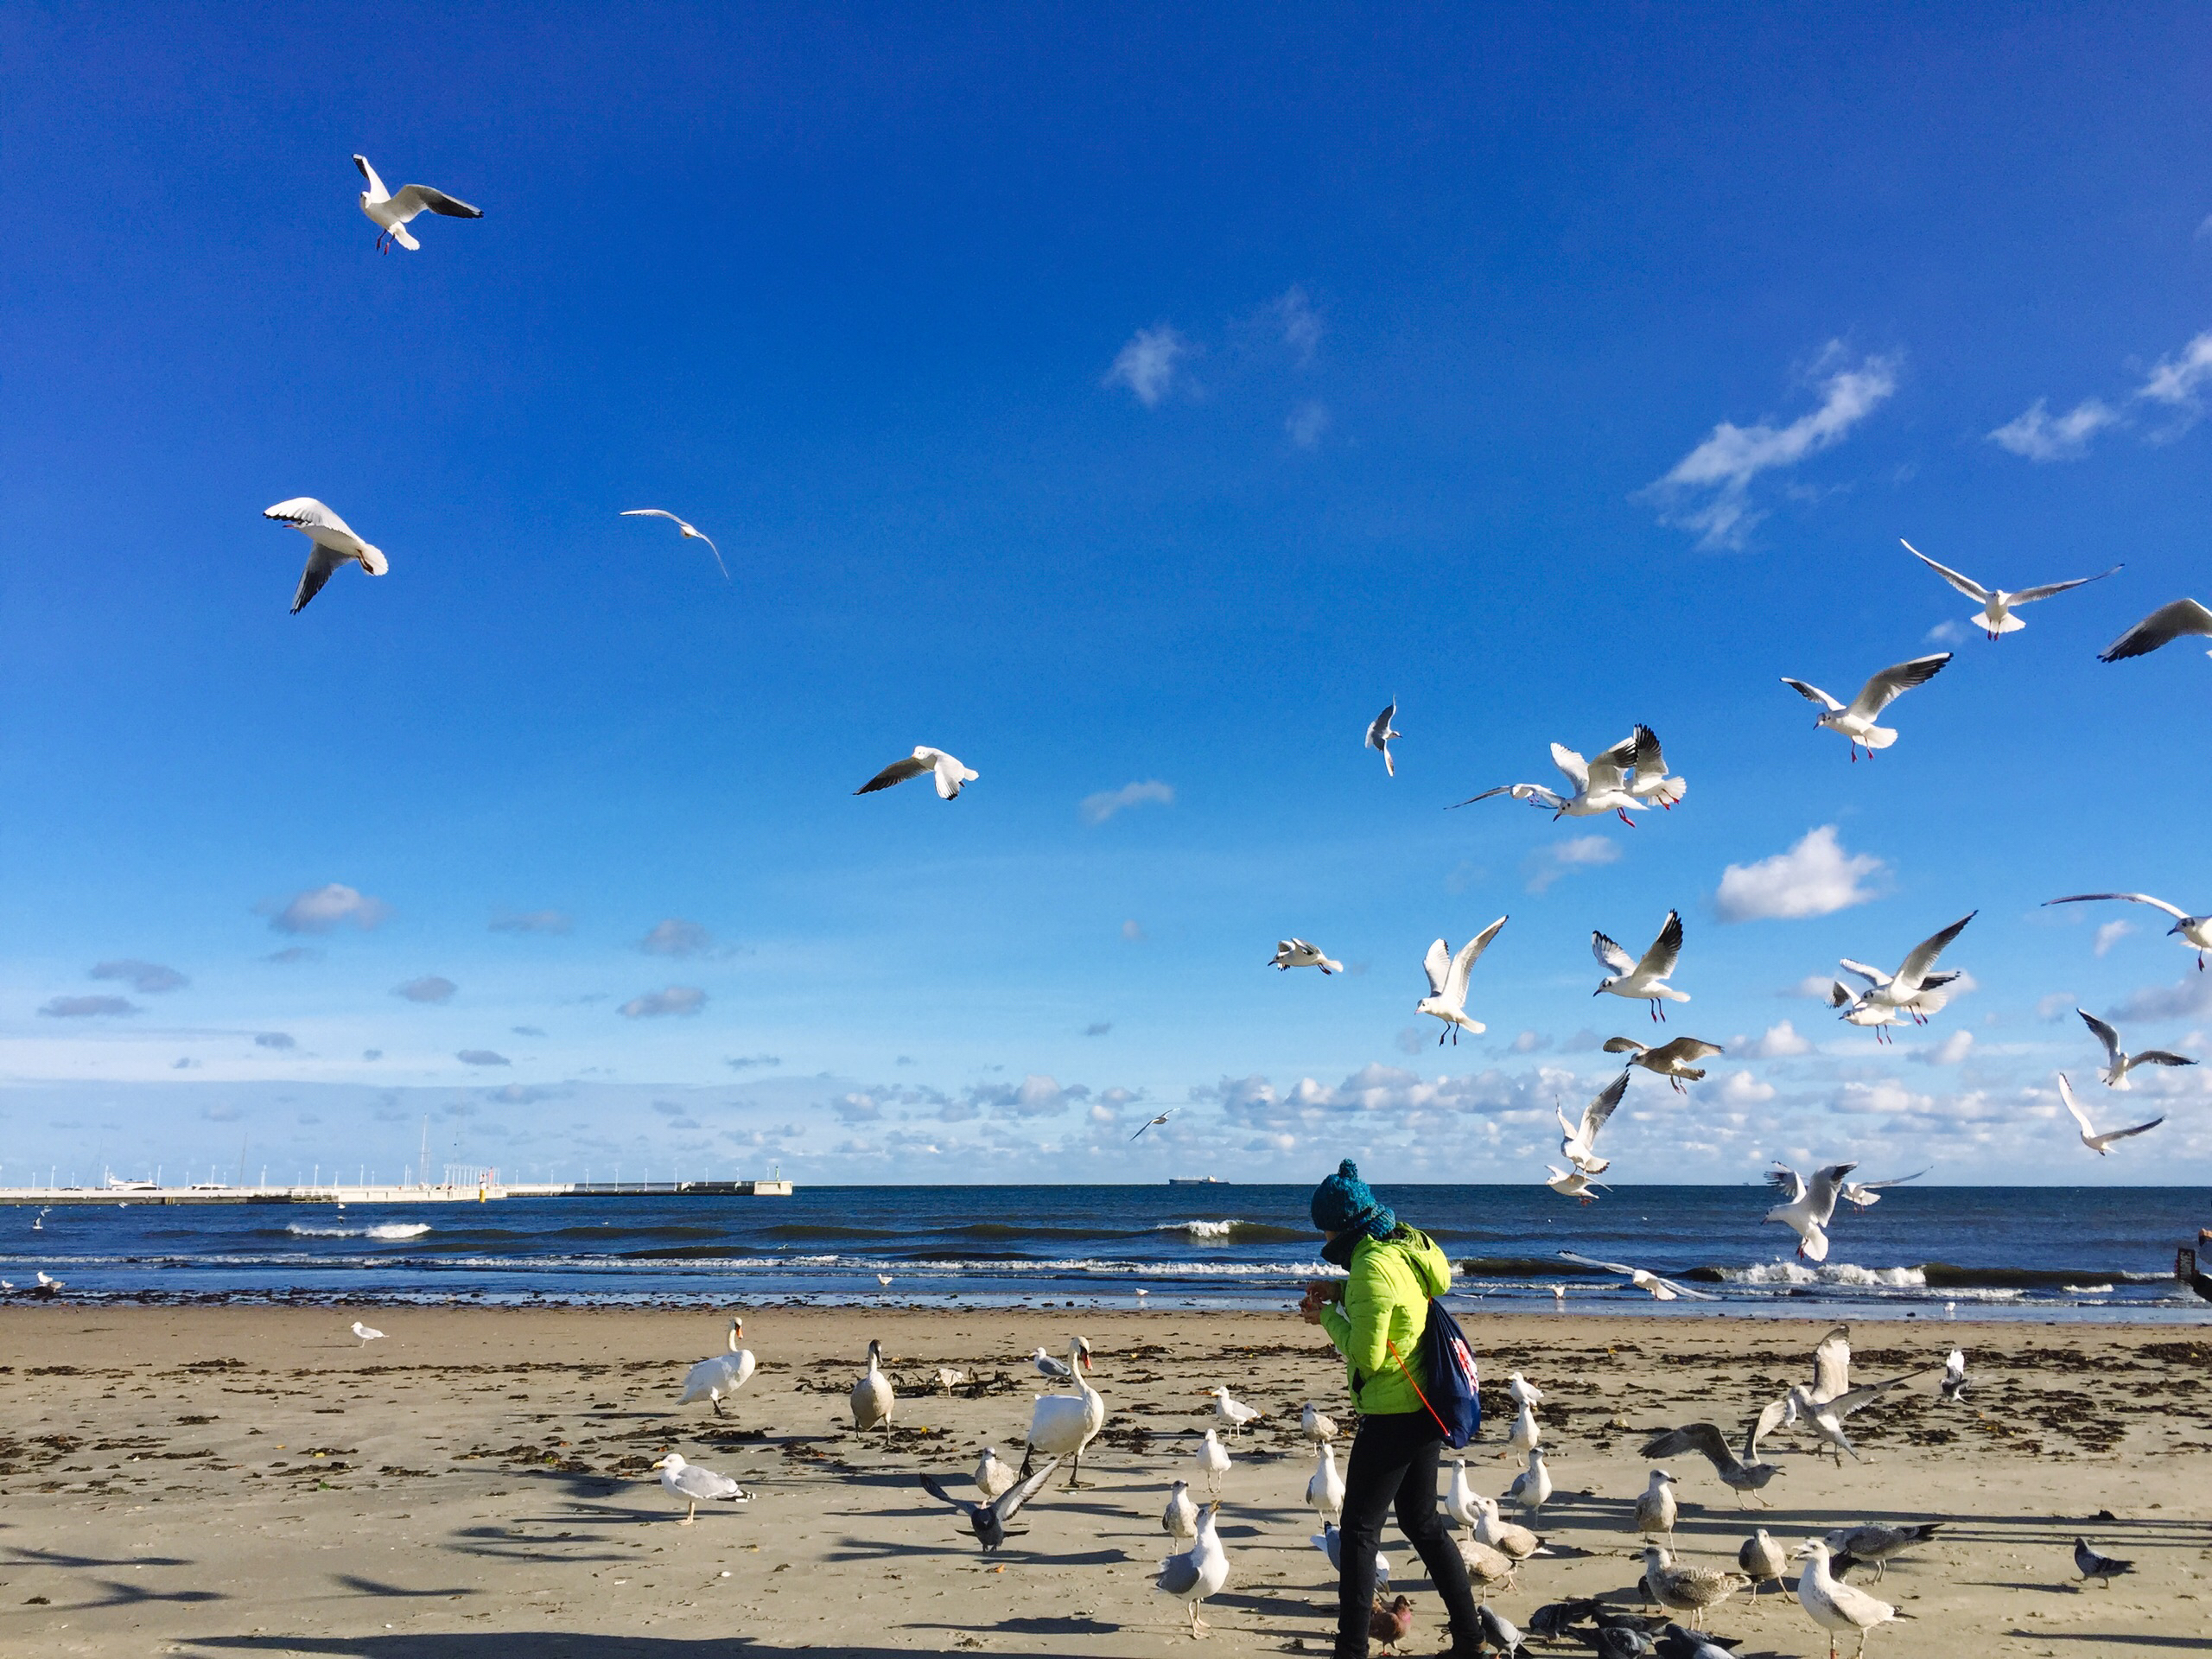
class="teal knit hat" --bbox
[1310,1159,1396,1240]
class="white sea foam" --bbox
[1179,1220,1235,1239]
[1716,1261,1928,1289]
[2063,1283,2114,1294]
[286,1222,431,1241]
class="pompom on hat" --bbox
[1309,1159,1397,1241]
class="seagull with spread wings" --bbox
[918,1458,1060,1553]
[1836,912,1975,1026]
[1543,1164,1605,1205]
[1597,723,1688,809]
[2057,1073,2164,1156]
[1604,1035,1723,1093]
[855,747,978,800]
[1272,938,1344,974]
[353,154,481,252]
[1593,909,1689,1021]
[1765,1161,1856,1262]
[1768,1324,1930,1465]
[620,509,729,579]
[1130,1109,1176,1141]
[2076,1008,2196,1090]
[1557,1071,1630,1173]
[264,499,389,614]
[1364,701,1402,776]
[1840,1168,1929,1208]
[1452,739,1644,824]
[2099,597,2212,663]
[2045,891,2212,969]
[1900,539,2119,640]
[1637,1420,1780,1508]
[1414,917,1509,1044]
[1781,652,1951,760]
[1558,1249,1717,1301]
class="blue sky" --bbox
[4,4,2212,1187]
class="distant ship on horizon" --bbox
[1166,1176,1227,1186]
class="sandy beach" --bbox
[0,1304,2207,1656]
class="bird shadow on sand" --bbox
[181,1639,1085,1659]
[0,1542,196,1570]
[2008,1635,2212,1650]
[330,1575,486,1600]
[39,1577,228,1613]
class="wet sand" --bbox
[1,1304,2208,1656]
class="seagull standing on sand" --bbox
[1900,540,2119,639]
[1030,1345,1074,1380]
[1782,652,1951,760]
[1593,911,1689,1021]
[1454,741,1644,824]
[1473,1494,1548,1563]
[1507,1371,1543,1408]
[1765,1162,1857,1262]
[1794,1539,1901,1659]
[1740,1529,1788,1598]
[1366,702,1402,777]
[2077,1008,2196,1089]
[935,1366,967,1395]
[2099,597,2212,663]
[1840,1169,1929,1208]
[1605,1037,1722,1093]
[1306,1440,1345,1523]
[264,499,389,614]
[678,1316,757,1414]
[974,1446,1016,1500]
[650,1452,752,1524]
[1560,1249,1715,1301]
[1446,1459,1482,1532]
[1272,938,1344,974]
[1196,1427,1231,1494]
[1643,1547,1748,1631]
[1558,1072,1629,1173]
[2046,891,2212,969]
[855,747,977,800]
[1209,1384,1264,1438]
[1545,1164,1605,1205]
[1838,913,1976,1026]
[1165,1478,1199,1539]
[918,1459,1058,1553]
[1312,1522,1389,1587]
[1507,1447,1553,1513]
[1415,917,1510,1044]
[2058,1074,2164,1155]
[1633,1469,1680,1546]
[1824,1523,1942,1582]
[620,509,729,580]
[1301,1402,1339,1444]
[849,1338,895,1430]
[1156,1500,1230,1635]
[351,1320,385,1346]
[1504,1397,1541,1460]
[352,154,481,252]
[1938,1350,1967,1403]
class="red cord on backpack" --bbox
[1384,1336,1452,1442]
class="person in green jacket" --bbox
[1299,1159,1481,1659]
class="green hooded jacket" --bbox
[1316,1225,1452,1416]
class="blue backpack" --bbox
[1404,1298,1482,1448]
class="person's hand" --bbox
[1297,1281,1332,1325]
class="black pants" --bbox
[1335,1409,1482,1659]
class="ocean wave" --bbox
[1713,1262,1928,1289]
[285,1223,431,1241]
[1157,1219,1311,1244]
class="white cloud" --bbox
[1987,397,2120,461]
[2036,992,2075,1022]
[1080,780,1175,826]
[263,882,391,935]
[618,986,707,1019]
[490,910,572,935]
[1510,1031,1549,1054]
[1643,346,1899,550]
[1925,619,1967,644]
[1745,1020,1813,1058]
[1714,826,1885,923]
[39,995,137,1018]
[91,959,187,995]
[2094,919,2134,958]
[1786,973,1840,1000]
[1719,1071,1776,1104]
[2107,976,2212,1023]
[392,976,457,1004]
[1910,1029,1974,1065]
[1103,326,1188,408]
[1274,287,1322,365]
[1286,400,1330,448]
[1523,834,1621,894]
[639,918,715,957]
[2137,329,2212,413]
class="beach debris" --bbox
[679,1316,756,1414]
[1415,917,1509,1044]
[1637,1421,1778,1507]
[918,1457,1058,1553]
[1155,1499,1229,1635]
[650,1452,752,1524]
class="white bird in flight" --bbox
[1415,917,1508,1043]
[1130,1109,1176,1141]
[353,154,481,253]
[1365,701,1402,777]
[1559,1249,1715,1301]
[1900,539,2120,640]
[2057,1074,2164,1156]
[1840,1168,1929,1208]
[1827,978,1902,1042]
[1782,652,1950,760]
[2099,597,2212,663]
[1593,909,1689,1021]
[2076,1008,2196,1090]
[1836,912,1975,1026]
[855,747,977,800]
[351,1320,385,1345]
[1598,723,1688,809]
[2045,892,2212,969]
[1556,1071,1629,1173]
[1453,741,1643,824]
[1271,938,1343,974]
[1543,1163,1604,1205]
[264,499,389,614]
[620,509,729,580]
[1605,1035,1723,1093]
[1765,1161,1856,1262]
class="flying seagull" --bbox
[1130,1109,1175,1141]
[1271,938,1343,974]
[2077,1008,2196,1090]
[620,509,729,580]
[2045,891,2212,969]
[1638,1421,1780,1507]
[1365,702,1402,776]
[1454,741,1643,824]
[1837,913,1975,1026]
[1544,1164,1605,1205]
[1557,1071,1630,1173]
[1558,1249,1716,1301]
[1782,652,1951,760]
[2057,1073,2164,1156]
[1900,539,2119,639]
[1765,1161,1856,1262]
[1593,909,1689,1021]
[353,154,481,252]
[1415,917,1509,1043]
[1766,1324,1930,1465]
[2099,597,2212,663]
[918,1458,1059,1552]
[1597,723,1688,808]
[1605,1035,1723,1093]
[855,747,977,800]
[264,499,389,614]
[1840,1168,1929,1209]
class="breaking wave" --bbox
[285,1222,431,1241]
